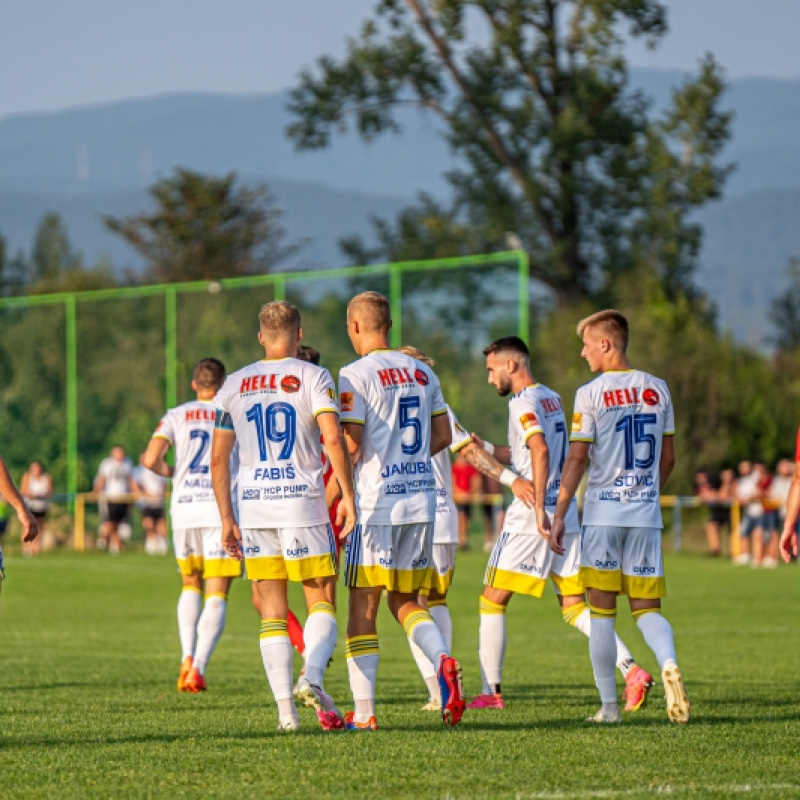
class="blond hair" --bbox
[577,309,629,352]
[347,291,391,333]
[397,344,434,368]
[259,301,301,337]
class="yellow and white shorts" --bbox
[174,527,242,579]
[579,525,666,599]
[242,523,338,582]
[420,543,458,596]
[343,522,433,593]
[484,529,583,598]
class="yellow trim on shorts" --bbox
[485,567,547,598]
[246,554,337,582]
[177,555,205,577]
[203,558,242,579]
[422,567,454,596]
[347,564,432,594]
[622,574,666,599]
[579,566,622,593]
[551,571,584,597]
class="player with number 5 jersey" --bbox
[211,301,356,733]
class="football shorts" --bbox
[484,529,582,597]
[579,525,666,598]
[174,527,242,579]
[242,523,338,582]
[420,543,458,596]
[343,522,433,593]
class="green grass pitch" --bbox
[1,547,799,799]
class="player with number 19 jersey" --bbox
[214,358,338,530]
[570,369,675,528]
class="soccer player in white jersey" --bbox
[339,292,465,729]
[142,358,242,693]
[0,454,38,613]
[467,336,653,712]
[551,310,690,724]
[211,301,356,732]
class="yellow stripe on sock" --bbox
[631,607,659,621]
[402,610,433,636]
[308,601,336,618]
[205,591,228,601]
[589,604,616,620]
[259,618,288,639]
[427,598,447,608]
[562,601,588,627]
[479,597,506,615]
[345,635,379,659]
[182,586,203,596]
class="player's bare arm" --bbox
[325,472,342,509]
[470,432,511,464]
[550,441,590,555]
[140,437,174,479]
[462,441,536,509]
[658,435,676,490]
[0,455,38,542]
[430,412,452,457]
[527,432,551,535]
[780,459,800,564]
[318,412,357,540]
[342,421,363,465]
[210,427,242,561]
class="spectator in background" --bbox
[20,461,52,557]
[94,446,137,554]
[135,456,168,555]
[694,468,725,557]
[764,458,793,568]
[451,450,482,550]
[734,460,765,566]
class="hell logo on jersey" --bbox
[281,375,301,393]
[571,412,583,432]
[643,388,659,406]
[519,412,539,430]
[414,368,429,386]
[340,392,354,413]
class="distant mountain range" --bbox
[2,68,800,345]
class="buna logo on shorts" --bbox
[518,556,542,574]
[633,557,656,575]
[379,549,394,568]
[286,538,309,558]
[411,557,428,568]
[244,545,261,555]
[595,550,618,569]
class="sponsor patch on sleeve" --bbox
[455,421,467,435]
[327,387,336,401]
[340,392,354,413]
[571,412,583,432]
[519,412,539,430]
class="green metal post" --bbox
[165,287,178,409]
[517,250,530,344]
[389,264,402,348]
[65,296,78,507]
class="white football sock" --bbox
[346,635,379,722]
[404,610,448,666]
[567,604,636,677]
[177,586,202,660]
[589,614,618,704]
[259,620,294,718]
[192,594,227,675]
[479,596,507,693]
[303,602,338,688]
[635,610,677,670]
[430,603,453,650]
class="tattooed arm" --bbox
[461,441,536,509]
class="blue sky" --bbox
[2,0,800,118]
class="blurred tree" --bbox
[104,168,300,283]
[0,228,29,297]
[769,258,800,352]
[288,0,732,303]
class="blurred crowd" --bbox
[694,459,796,567]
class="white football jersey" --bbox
[153,399,225,529]
[339,350,447,525]
[214,357,338,529]
[96,456,134,500]
[503,384,580,535]
[433,406,473,544]
[570,369,675,527]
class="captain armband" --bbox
[215,410,234,430]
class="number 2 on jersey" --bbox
[246,402,297,461]
[615,413,657,469]
[189,429,210,473]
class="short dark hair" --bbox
[298,345,320,365]
[193,358,226,390]
[483,336,530,359]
